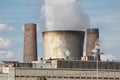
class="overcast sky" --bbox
[0,0,120,62]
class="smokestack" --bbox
[86,28,100,61]
[43,30,85,60]
[23,23,37,63]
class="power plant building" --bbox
[1,25,120,80]
[1,60,120,80]
[43,31,85,60]
[23,23,37,63]
[1,0,120,79]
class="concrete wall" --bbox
[0,74,8,80]
[32,63,51,68]
[0,68,14,80]
[15,68,120,80]
[43,31,85,60]
[8,68,15,80]
[0,64,4,73]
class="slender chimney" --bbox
[24,23,37,63]
[86,28,100,61]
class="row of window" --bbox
[57,61,120,69]
[15,75,119,79]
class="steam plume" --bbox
[42,0,90,31]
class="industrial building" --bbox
[0,24,120,80]
[0,60,120,80]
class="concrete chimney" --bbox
[23,23,37,63]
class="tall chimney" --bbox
[24,23,37,63]
[86,28,100,61]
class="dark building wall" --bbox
[57,60,120,69]
[24,23,37,63]
[19,63,32,67]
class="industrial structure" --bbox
[0,25,120,80]
[43,31,85,60]
[0,60,120,80]
[23,23,37,63]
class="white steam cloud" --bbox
[42,0,90,31]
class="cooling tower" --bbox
[24,23,37,63]
[43,31,85,60]
[86,28,100,60]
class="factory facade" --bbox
[15,60,120,80]
[15,68,120,80]
[0,60,120,80]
